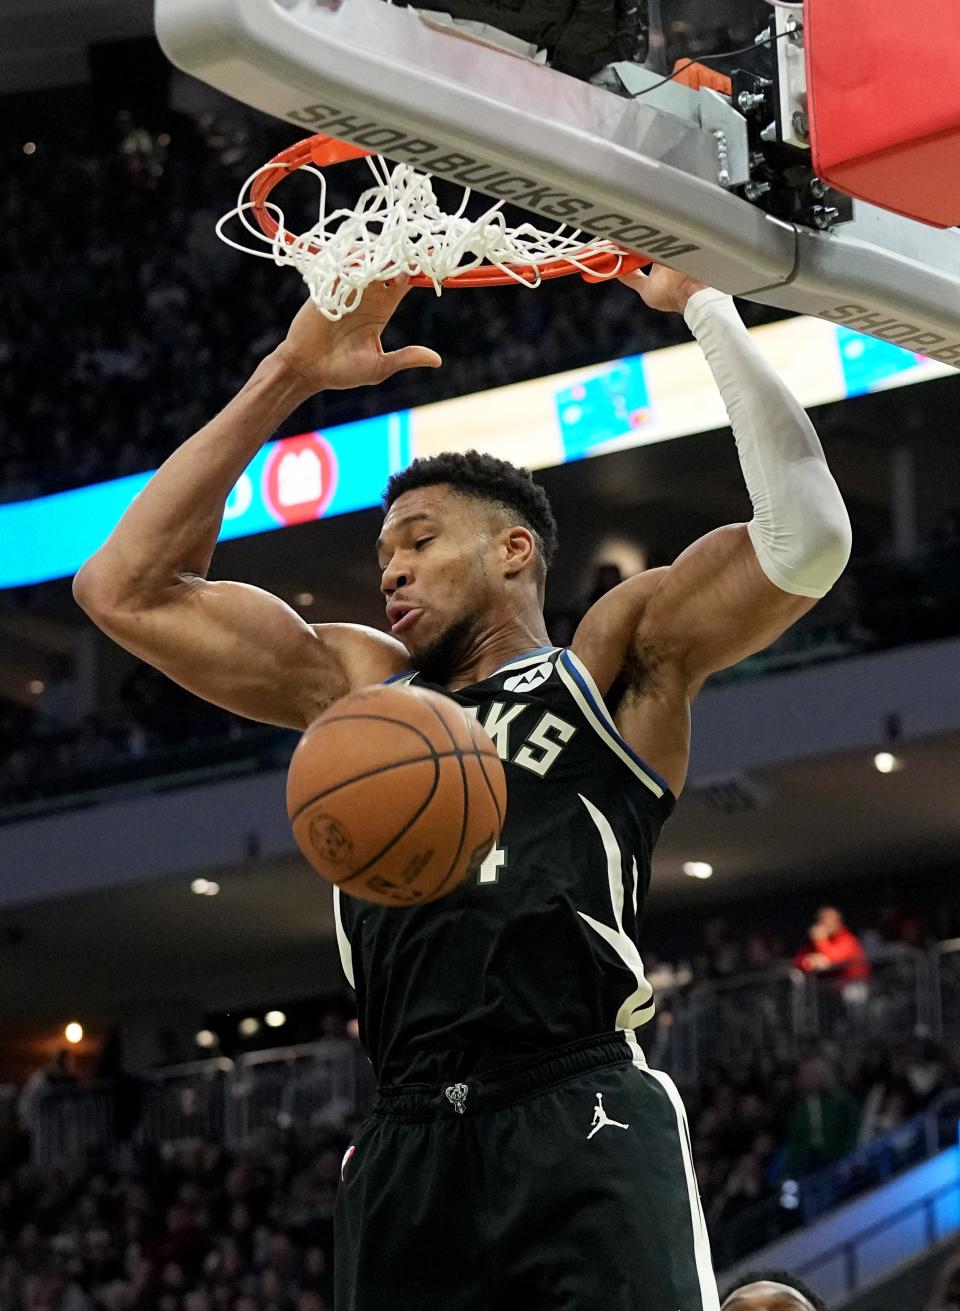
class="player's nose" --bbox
[380,561,410,595]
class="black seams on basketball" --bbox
[287,684,507,907]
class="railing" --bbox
[795,1174,960,1303]
[711,1089,960,1269]
[138,1057,234,1145]
[26,945,960,1161]
[659,945,941,1085]
[228,1041,375,1144]
[806,946,931,1047]
[685,967,807,1081]
[31,1040,372,1166]
[32,1081,117,1168]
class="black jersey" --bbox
[333,645,675,1086]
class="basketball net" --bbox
[216,135,647,320]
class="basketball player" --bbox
[74,265,851,1311]
[720,1271,827,1310]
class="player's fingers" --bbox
[379,345,443,379]
[617,265,654,291]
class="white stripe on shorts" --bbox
[630,1051,721,1311]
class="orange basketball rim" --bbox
[249,134,649,288]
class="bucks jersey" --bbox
[333,645,675,1087]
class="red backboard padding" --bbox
[805,0,960,228]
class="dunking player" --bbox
[75,266,851,1310]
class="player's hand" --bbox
[618,262,707,315]
[274,276,442,393]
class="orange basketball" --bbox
[287,683,507,907]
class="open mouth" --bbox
[390,607,424,635]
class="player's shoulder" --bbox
[570,567,670,694]
[310,621,408,690]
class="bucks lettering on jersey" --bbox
[333,646,675,1086]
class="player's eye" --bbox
[414,537,433,551]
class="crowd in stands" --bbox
[690,1033,959,1263]
[1,105,721,503]
[1,660,263,806]
[2,1021,958,1307]
[0,1128,347,1311]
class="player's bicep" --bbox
[638,523,817,686]
[79,576,369,729]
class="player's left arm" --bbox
[603,271,851,692]
[574,271,851,792]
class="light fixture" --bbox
[190,878,220,896]
[64,1022,83,1044]
[28,679,45,696]
[295,591,315,606]
[195,1029,217,1049]
[873,751,902,774]
[23,142,37,156]
[682,861,714,880]
[238,1017,260,1037]
[264,1010,286,1028]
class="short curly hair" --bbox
[720,1271,826,1310]
[383,451,559,579]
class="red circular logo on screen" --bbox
[263,433,339,525]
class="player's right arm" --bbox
[73,281,441,729]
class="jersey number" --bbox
[477,845,507,885]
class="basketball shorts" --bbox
[334,1033,721,1311]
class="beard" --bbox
[410,612,482,685]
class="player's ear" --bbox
[501,526,537,580]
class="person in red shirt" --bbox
[795,906,871,982]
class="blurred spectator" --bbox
[794,907,871,983]
[16,1051,77,1136]
[693,919,743,982]
[32,656,86,741]
[585,561,624,607]
[782,1057,860,1177]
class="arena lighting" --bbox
[238,1017,261,1037]
[295,592,315,606]
[22,142,36,156]
[874,751,903,773]
[264,1010,287,1028]
[64,1022,83,1044]
[28,680,44,695]
[683,861,714,879]
[195,1029,218,1048]
[190,878,220,895]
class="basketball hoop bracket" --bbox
[156,0,960,367]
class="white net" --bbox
[216,153,631,320]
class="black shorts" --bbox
[334,1033,720,1311]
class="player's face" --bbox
[377,486,503,672]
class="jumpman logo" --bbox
[587,1092,629,1139]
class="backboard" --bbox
[155,0,960,368]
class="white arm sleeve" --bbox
[683,288,852,598]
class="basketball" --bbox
[286,684,507,906]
